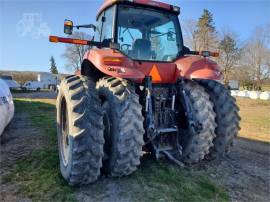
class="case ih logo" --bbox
[16,13,51,39]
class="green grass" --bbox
[4,99,75,202]
[4,98,229,202]
[237,98,270,142]
[133,161,228,202]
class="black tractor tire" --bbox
[179,81,216,163]
[96,77,145,177]
[197,79,240,157]
[56,75,104,186]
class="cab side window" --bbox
[94,14,102,42]
[101,6,114,42]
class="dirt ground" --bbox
[205,138,270,202]
[0,93,269,202]
[0,112,45,202]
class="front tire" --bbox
[57,75,104,186]
[96,77,145,177]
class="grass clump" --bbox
[133,160,229,202]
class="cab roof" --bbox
[96,0,180,20]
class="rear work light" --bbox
[201,51,210,57]
[172,6,180,13]
[112,0,133,2]
[201,51,219,57]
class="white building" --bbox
[37,72,60,87]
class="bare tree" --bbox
[240,25,270,88]
[182,19,198,50]
[62,32,91,71]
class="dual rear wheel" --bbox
[57,76,144,185]
[57,75,239,186]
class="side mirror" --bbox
[64,20,73,35]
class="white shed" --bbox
[37,72,60,86]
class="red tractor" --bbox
[50,0,240,186]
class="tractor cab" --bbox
[51,0,220,84]
[94,1,182,62]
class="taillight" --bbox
[103,57,123,65]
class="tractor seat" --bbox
[131,39,152,60]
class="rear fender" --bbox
[80,59,104,81]
[83,49,145,80]
[175,56,222,80]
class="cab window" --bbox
[101,6,114,42]
[94,14,102,42]
[94,6,115,44]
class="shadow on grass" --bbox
[236,136,270,155]
[131,156,228,202]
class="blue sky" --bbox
[0,0,269,74]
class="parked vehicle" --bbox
[50,0,240,186]
[0,79,14,136]
[0,75,20,89]
[22,81,44,91]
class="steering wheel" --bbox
[121,44,131,51]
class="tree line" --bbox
[183,9,270,89]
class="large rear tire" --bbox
[197,79,240,157]
[56,75,104,186]
[96,77,145,177]
[179,81,216,163]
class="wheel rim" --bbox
[60,96,70,166]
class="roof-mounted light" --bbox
[172,6,180,13]
[112,0,133,2]
[200,51,219,57]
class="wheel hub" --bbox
[60,97,70,166]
